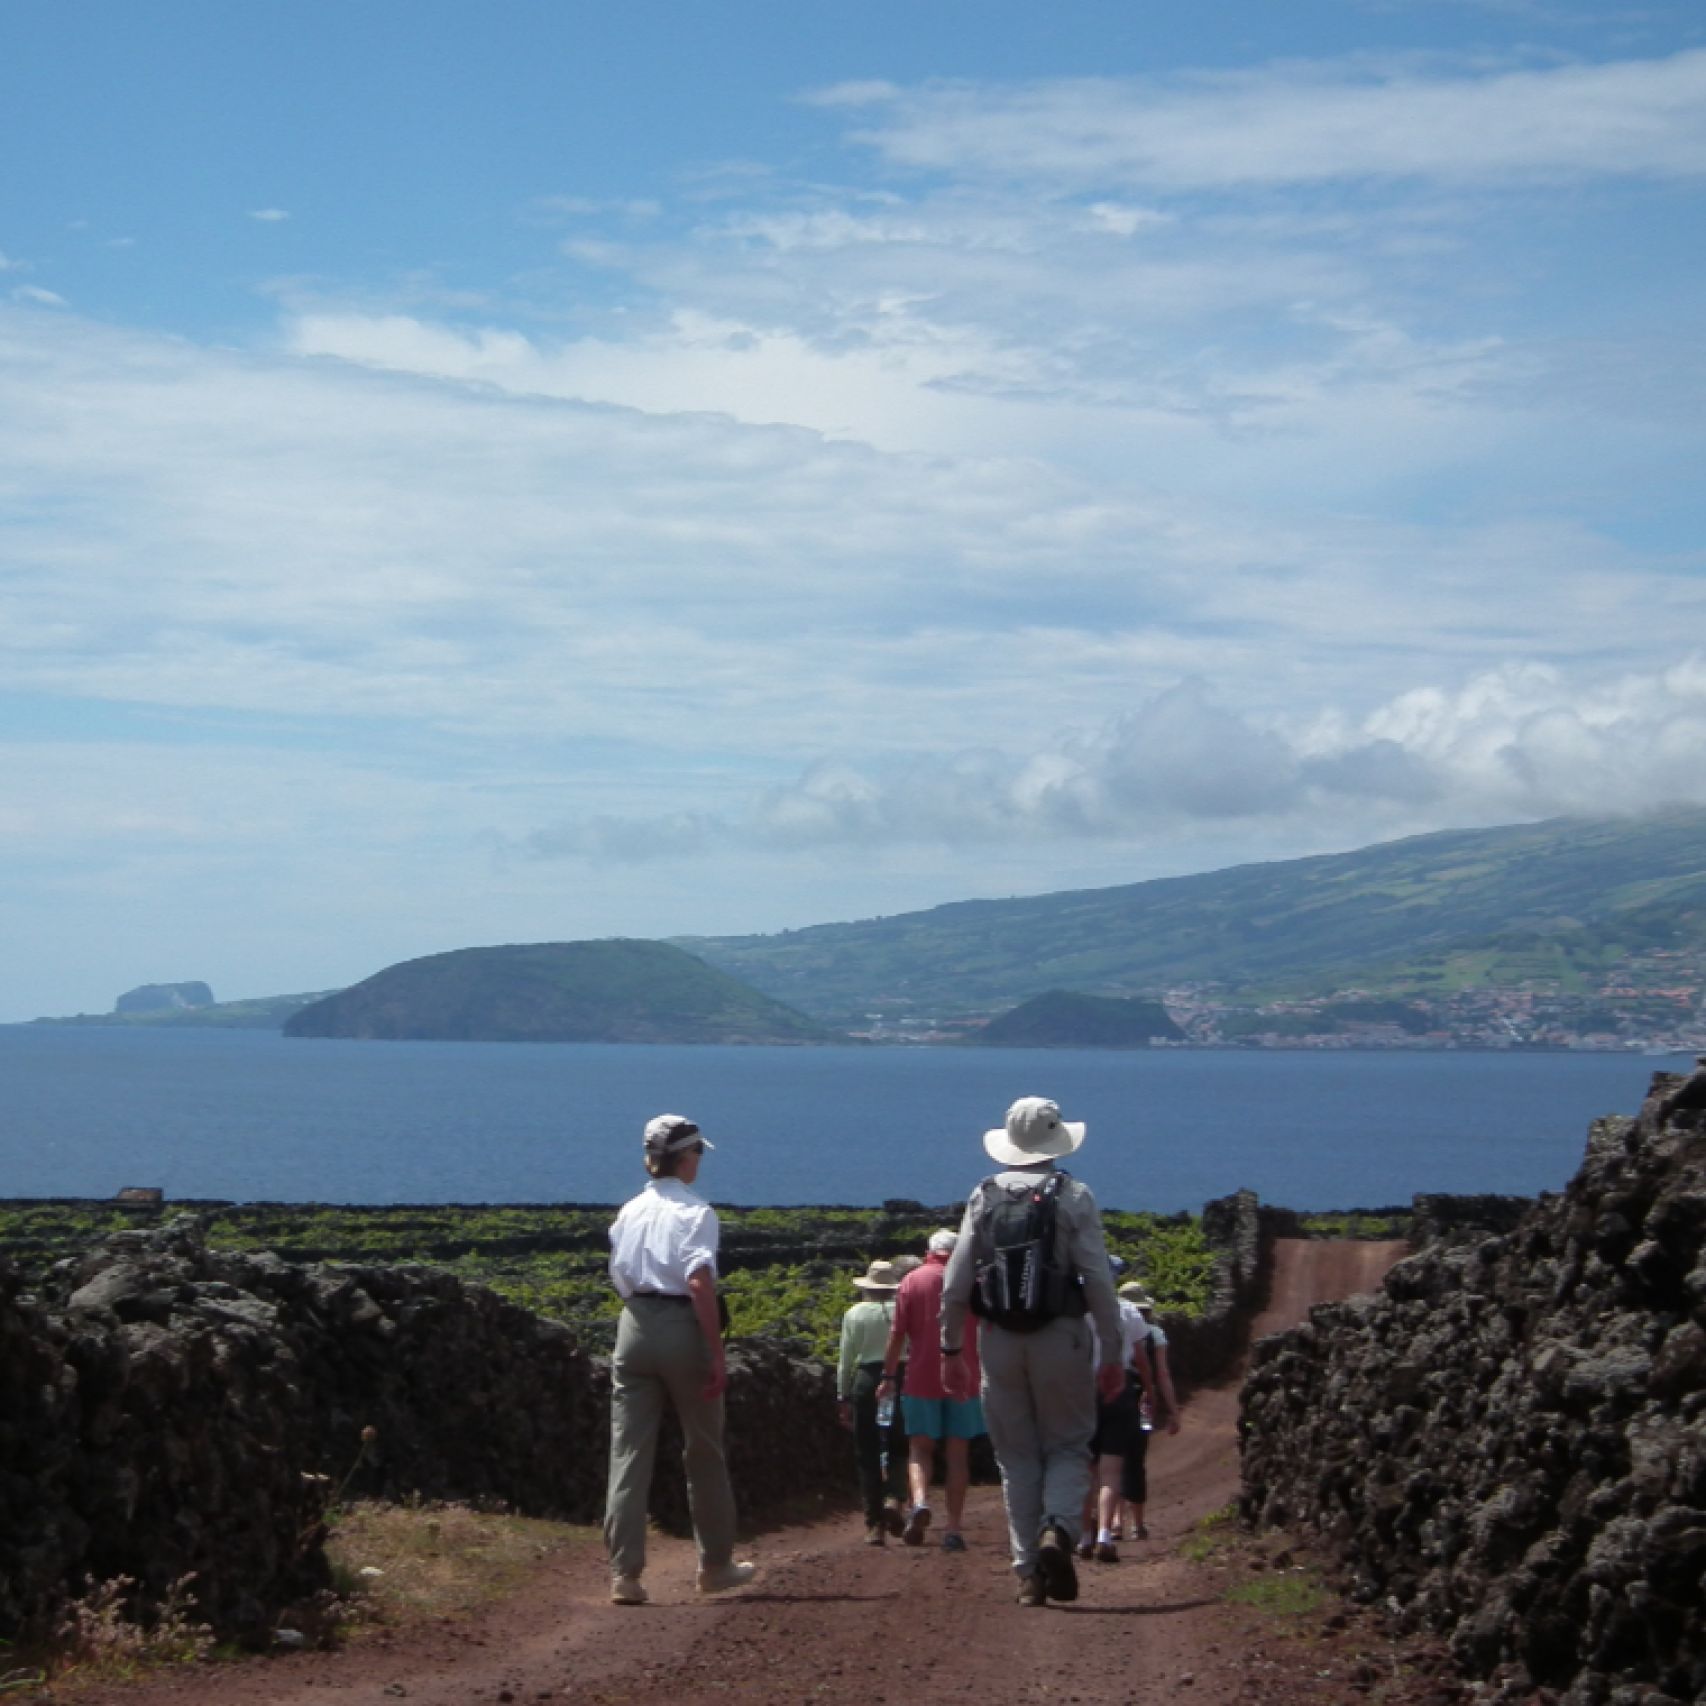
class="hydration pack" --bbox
[969,1169,1087,1332]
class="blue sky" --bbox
[3,1,1705,1021]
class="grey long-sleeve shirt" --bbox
[939,1162,1123,1359]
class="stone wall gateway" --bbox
[1240,1067,1706,1706]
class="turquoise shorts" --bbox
[901,1394,987,1440]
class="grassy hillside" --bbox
[977,990,1186,1048]
[284,939,835,1044]
[677,809,1706,1023]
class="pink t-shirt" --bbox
[894,1252,982,1399]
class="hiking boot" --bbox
[609,1573,647,1606]
[902,1504,932,1547]
[882,1501,907,1538]
[695,1561,756,1595]
[1095,1539,1120,1564]
[941,1531,967,1553]
[1036,1525,1079,1603]
[864,1523,886,1546]
[1015,1573,1045,1607]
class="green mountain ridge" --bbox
[283,939,833,1044]
[675,809,1706,1023]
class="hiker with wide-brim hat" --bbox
[938,1096,1125,1607]
[837,1259,909,1544]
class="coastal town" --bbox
[864,945,1706,1053]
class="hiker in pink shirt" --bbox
[877,1229,985,1551]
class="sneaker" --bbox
[1137,1523,1150,1541]
[1036,1525,1079,1604]
[695,1561,756,1595]
[1095,1540,1120,1564]
[864,1523,886,1546]
[882,1501,907,1538]
[609,1573,647,1606]
[941,1531,967,1553]
[902,1504,932,1547]
[1075,1536,1095,1561]
[1015,1573,1045,1607]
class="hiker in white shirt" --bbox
[604,1113,756,1606]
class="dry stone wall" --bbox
[0,1218,846,1644]
[1240,1066,1706,1706]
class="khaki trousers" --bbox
[978,1313,1096,1574]
[603,1295,737,1577]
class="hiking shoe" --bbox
[609,1573,647,1606]
[1075,1535,1095,1560]
[1015,1573,1045,1607]
[1137,1523,1150,1541]
[941,1531,967,1553]
[1095,1540,1120,1564]
[695,1561,756,1595]
[882,1501,907,1538]
[1036,1525,1079,1603]
[864,1523,886,1546]
[902,1504,932,1547]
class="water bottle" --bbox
[876,1392,895,1429]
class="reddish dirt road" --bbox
[82,1241,1434,1706]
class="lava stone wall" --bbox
[0,1218,848,1643]
[1240,1069,1706,1706]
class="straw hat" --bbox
[983,1096,1085,1167]
[852,1259,904,1292]
[1118,1281,1157,1309]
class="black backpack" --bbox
[968,1169,1088,1332]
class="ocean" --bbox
[2,1026,1690,1214]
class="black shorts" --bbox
[1089,1378,1141,1458]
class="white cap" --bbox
[643,1113,713,1154]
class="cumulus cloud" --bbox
[517,662,1706,862]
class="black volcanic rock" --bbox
[1240,1070,1706,1703]
[284,938,834,1044]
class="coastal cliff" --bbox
[1240,1062,1706,1705]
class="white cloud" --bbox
[840,50,1706,189]
[519,660,1706,861]
[249,208,292,222]
[12,285,65,307]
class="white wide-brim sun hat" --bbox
[983,1095,1086,1167]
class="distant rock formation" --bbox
[114,980,214,1014]
[976,988,1185,1048]
[284,938,835,1044]
[1240,1069,1706,1704]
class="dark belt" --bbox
[629,1290,692,1303]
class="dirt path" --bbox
[81,1241,1427,1706]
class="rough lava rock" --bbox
[1240,1062,1706,1706]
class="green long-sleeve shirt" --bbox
[836,1297,897,1398]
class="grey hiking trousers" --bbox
[979,1313,1096,1574]
[603,1294,738,1577]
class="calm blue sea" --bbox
[1,1027,1691,1213]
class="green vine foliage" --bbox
[1,1201,1216,1346]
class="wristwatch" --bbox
[940,1345,963,1357]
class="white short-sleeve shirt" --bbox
[608,1177,720,1298]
